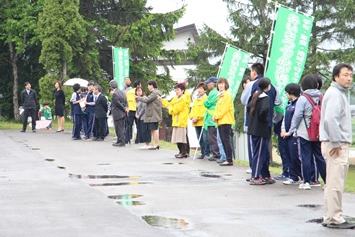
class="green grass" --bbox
[1,120,355,192]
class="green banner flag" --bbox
[112,47,129,89]
[217,46,251,100]
[265,6,313,114]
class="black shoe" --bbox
[175,153,188,158]
[32,129,36,133]
[216,160,226,163]
[321,222,327,227]
[112,143,125,147]
[92,137,98,141]
[208,157,217,161]
[148,146,160,150]
[327,221,355,229]
[246,178,251,182]
[96,138,104,141]
[72,137,81,140]
[20,130,26,132]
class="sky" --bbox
[146,0,232,36]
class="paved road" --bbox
[0,129,354,237]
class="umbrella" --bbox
[63,78,88,87]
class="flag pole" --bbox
[264,3,279,75]
[217,43,229,77]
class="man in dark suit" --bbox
[93,85,108,141]
[20,82,38,132]
[109,80,128,147]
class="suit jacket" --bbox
[21,89,38,110]
[111,88,127,120]
[94,94,108,118]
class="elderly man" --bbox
[320,63,355,229]
[110,80,128,147]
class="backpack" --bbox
[303,93,323,142]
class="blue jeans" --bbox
[195,126,210,157]
[217,129,226,161]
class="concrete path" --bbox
[0,129,354,237]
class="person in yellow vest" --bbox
[189,82,210,159]
[162,80,191,157]
[213,78,235,166]
[125,80,141,144]
[162,83,189,158]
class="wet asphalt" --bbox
[0,129,355,237]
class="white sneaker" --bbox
[140,145,151,150]
[299,182,311,190]
[246,168,252,174]
[283,179,297,185]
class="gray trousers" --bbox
[208,126,220,158]
[114,118,125,144]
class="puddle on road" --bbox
[108,194,143,200]
[90,181,152,187]
[297,204,322,209]
[57,166,66,170]
[117,200,145,206]
[142,215,189,229]
[69,174,139,179]
[200,172,221,178]
[45,159,55,162]
[162,162,184,165]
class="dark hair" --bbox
[55,81,62,89]
[88,81,95,86]
[251,63,264,76]
[43,102,49,106]
[217,78,229,91]
[312,74,323,90]
[135,86,145,96]
[174,83,186,92]
[147,80,158,88]
[285,83,301,97]
[94,84,102,92]
[73,83,81,92]
[301,74,317,91]
[332,63,353,81]
[249,77,271,118]
[196,82,207,91]
[24,82,30,86]
[133,80,141,88]
[241,76,250,89]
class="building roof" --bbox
[174,24,198,43]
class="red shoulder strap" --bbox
[302,93,316,107]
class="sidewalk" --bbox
[0,129,354,237]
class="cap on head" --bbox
[204,77,218,84]
[109,80,118,89]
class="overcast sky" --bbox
[146,0,232,36]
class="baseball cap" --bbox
[204,77,218,84]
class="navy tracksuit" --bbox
[71,92,82,139]
[283,99,302,181]
[85,91,95,138]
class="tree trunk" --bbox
[9,42,20,121]
[63,60,67,80]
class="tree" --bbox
[79,0,185,94]
[0,0,42,121]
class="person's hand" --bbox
[192,118,197,123]
[157,97,162,101]
[136,115,140,119]
[280,131,288,138]
[212,118,216,122]
[330,146,342,158]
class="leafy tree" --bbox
[0,0,43,121]
[79,0,185,94]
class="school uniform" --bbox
[247,92,270,179]
[281,98,302,181]
[85,91,95,138]
[70,92,82,139]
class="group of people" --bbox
[19,62,354,229]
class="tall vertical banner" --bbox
[217,45,251,100]
[112,47,129,89]
[265,6,313,114]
